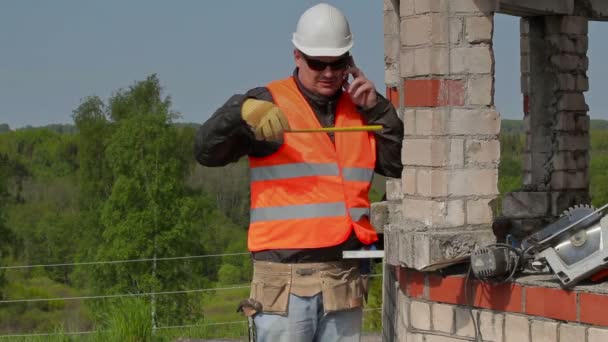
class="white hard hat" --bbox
[292,3,353,57]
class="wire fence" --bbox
[0,309,383,339]
[0,320,251,339]
[0,252,250,270]
[0,284,252,304]
[0,330,102,339]
[0,251,385,338]
[0,276,382,304]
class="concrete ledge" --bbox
[498,0,573,16]
[497,0,608,21]
[589,0,608,21]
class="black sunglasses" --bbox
[302,53,351,71]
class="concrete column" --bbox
[386,0,498,270]
[503,16,590,236]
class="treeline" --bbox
[0,75,252,336]
[501,118,608,134]
[5,119,608,136]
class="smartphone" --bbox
[342,56,355,89]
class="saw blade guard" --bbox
[537,206,608,287]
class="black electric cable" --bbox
[466,243,525,341]
[464,263,481,342]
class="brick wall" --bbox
[391,268,608,342]
[383,0,499,271]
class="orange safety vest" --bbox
[247,77,378,252]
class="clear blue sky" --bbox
[1,1,607,129]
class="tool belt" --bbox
[248,260,364,316]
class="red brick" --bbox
[580,292,608,327]
[443,80,465,106]
[474,282,523,313]
[525,287,576,322]
[428,274,468,305]
[407,269,426,299]
[386,86,400,108]
[404,79,465,107]
[523,95,530,114]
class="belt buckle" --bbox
[296,268,316,276]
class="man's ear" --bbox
[294,49,303,69]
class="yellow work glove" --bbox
[241,99,290,141]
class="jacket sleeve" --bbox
[194,87,280,167]
[360,93,404,178]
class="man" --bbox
[195,3,403,341]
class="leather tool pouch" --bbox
[320,264,364,312]
[248,261,364,316]
[250,264,292,316]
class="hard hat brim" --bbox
[292,39,353,57]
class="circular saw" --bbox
[533,203,608,287]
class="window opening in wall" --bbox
[493,13,523,213]
[587,21,608,208]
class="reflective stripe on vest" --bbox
[250,203,370,223]
[250,202,347,222]
[342,167,374,182]
[250,162,339,181]
[250,163,372,182]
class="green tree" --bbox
[72,96,112,208]
[1,129,76,180]
[92,75,209,325]
[0,154,12,293]
[70,96,113,288]
[217,264,241,285]
[590,130,608,206]
[187,160,250,227]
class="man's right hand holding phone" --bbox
[343,58,378,110]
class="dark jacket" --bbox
[195,70,403,262]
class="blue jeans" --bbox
[253,293,362,342]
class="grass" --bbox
[156,321,248,341]
[0,271,92,335]
[362,263,383,333]
[99,298,152,342]
[0,267,384,340]
[199,286,250,323]
[1,293,250,341]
